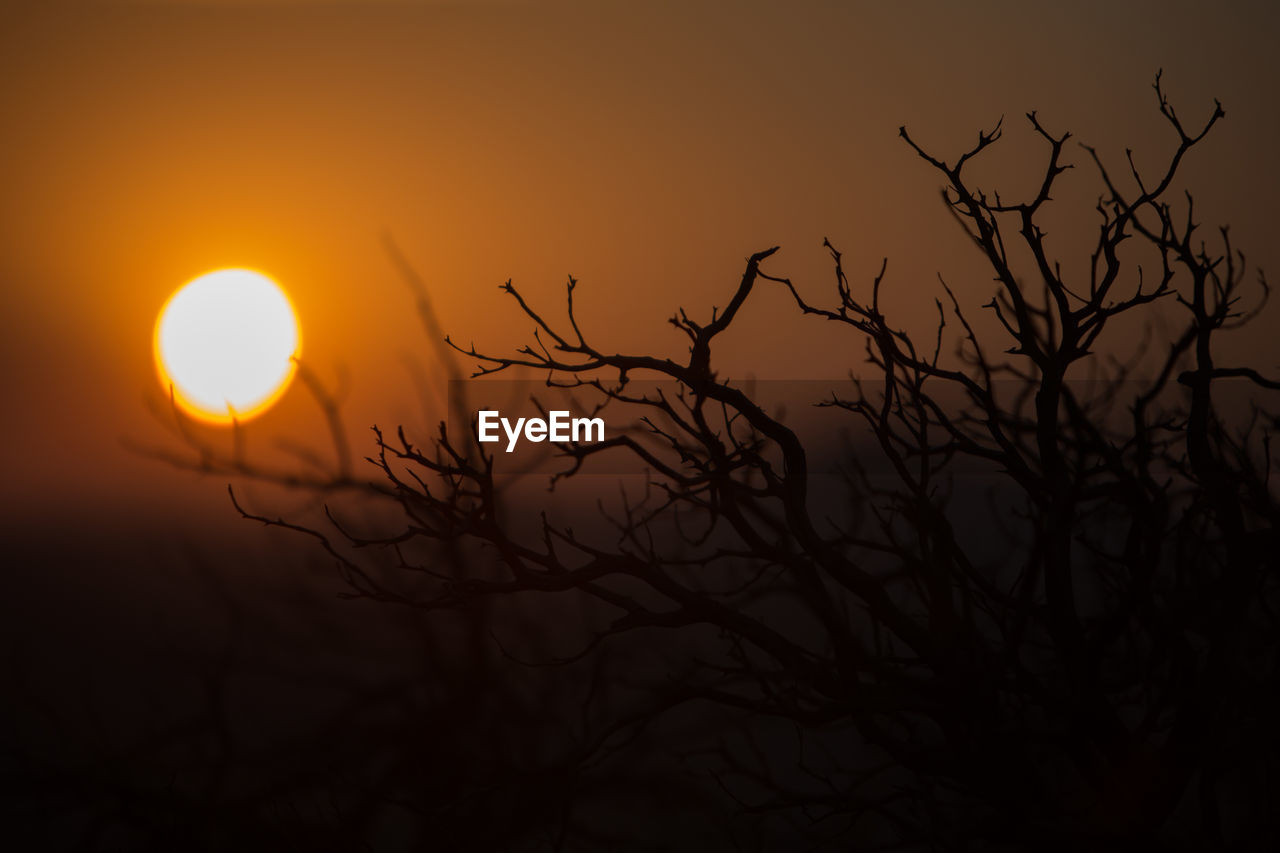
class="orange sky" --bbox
[2,0,1277,529]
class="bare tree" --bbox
[150,74,1279,850]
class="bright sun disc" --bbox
[154,269,301,424]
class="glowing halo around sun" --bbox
[154,269,301,425]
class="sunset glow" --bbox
[154,269,300,424]
[6,1,1279,846]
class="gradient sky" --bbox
[2,0,1277,530]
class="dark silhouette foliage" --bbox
[106,75,1279,850]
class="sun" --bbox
[154,269,301,425]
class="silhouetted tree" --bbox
[152,74,1278,850]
